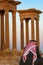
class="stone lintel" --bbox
[17,8,42,14]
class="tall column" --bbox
[20,18,24,49]
[25,19,29,45]
[12,11,16,49]
[5,10,9,49]
[1,13,4,50]
[36,18,39,47]
[0,14,1,49]
[31,18,35,40]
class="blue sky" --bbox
[16,0,43,52]
[17,0,43,10]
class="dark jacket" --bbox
[34,46,42,65]
[19,51,33,65]
[34,57,43,65]
[19,46,41,65]
[36,46,41,59]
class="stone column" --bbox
[5,10,9,49]
[25,19,29,45]
[20,18,24,49]
[36,18,39,47]
[12,11,16,49]
[0,14,1,49]
[31,18,35,40]
[1,13,4,50]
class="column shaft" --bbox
[5,10,9,49]
[25,19,29,45]
[0,14,1,48]
[36,19,39,47]
[20,19,24,49]
[31,18,35,40]
[1,13,4,50]
[12,11,16,49]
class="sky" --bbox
[15,0,43,52]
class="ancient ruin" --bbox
[17,8,42,49]
[0,0,42,65]
[0,0,21,50]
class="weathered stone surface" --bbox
[0,49,23,65]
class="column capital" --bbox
[20,18,23,22]
[25,19,29,22]
[1,12,4,15]
[5,10,9,14]
[31,17,34,21]
[12,11,16,15]
[36,18,39,24]
[36,17,39,21]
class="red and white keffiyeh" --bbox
[22,41,37,65]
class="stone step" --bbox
[0,63,19,65]
[0,55,21,65]
[0,49,23,65]
[0,59,20,65]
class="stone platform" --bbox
[0,49,23,65]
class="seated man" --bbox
[19,40,37,65]
[19,40,43,65]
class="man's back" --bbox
[19,51,33,65]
